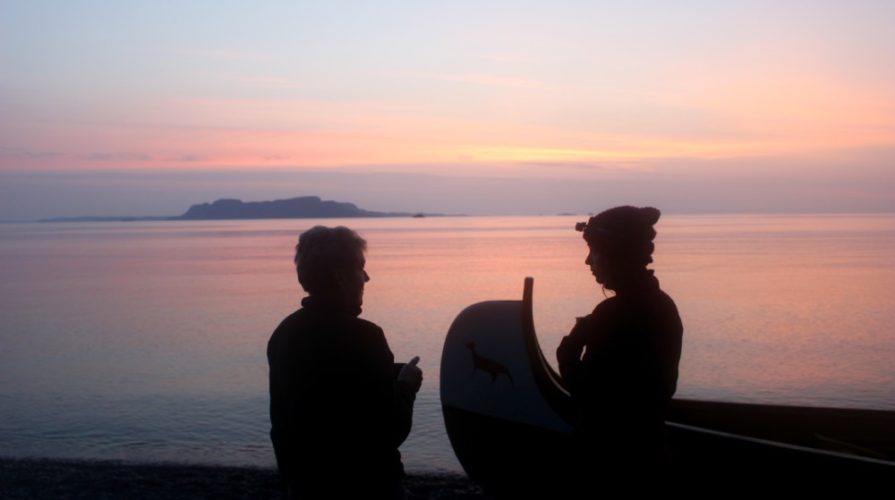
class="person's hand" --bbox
[397,356,423,393]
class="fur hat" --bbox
[575,206,661,266]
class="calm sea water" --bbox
[1,215,894,473]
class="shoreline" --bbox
[0,457,487,499]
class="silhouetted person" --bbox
[556,206,683,483]
[268,226,423,499]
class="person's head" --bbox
[575,206,661,290]
[294,226,369,308]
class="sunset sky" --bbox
[1,1,894,219]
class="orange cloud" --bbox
[5,65,893,173]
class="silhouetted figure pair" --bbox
[268,211,682,496]
[557,206,683,486]
[267,226,422,499]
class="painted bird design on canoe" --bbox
[466,341,514,385]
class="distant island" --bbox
[178,196,412,219]
[41,196,445,222]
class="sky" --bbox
[1,0,894,219]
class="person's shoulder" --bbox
[584,296,624,329]
[592,295,621,315]
[274,309,304,331]
[652,288,683,335]
[351,317,386,337]
[348,317,393,362]
[356,317,391,346]
[268,310,303,345]
[653,287,680,311]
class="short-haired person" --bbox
[268,226,422,499]
[557,206,683,479]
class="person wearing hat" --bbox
[557,206,683,479]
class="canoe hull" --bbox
[441,278,895,494]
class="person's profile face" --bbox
[585,247,606,285]
[342,251,369,307]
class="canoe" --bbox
[440,278,895,495]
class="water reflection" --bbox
[0,215,893,471]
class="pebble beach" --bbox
[0,458,487,500]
